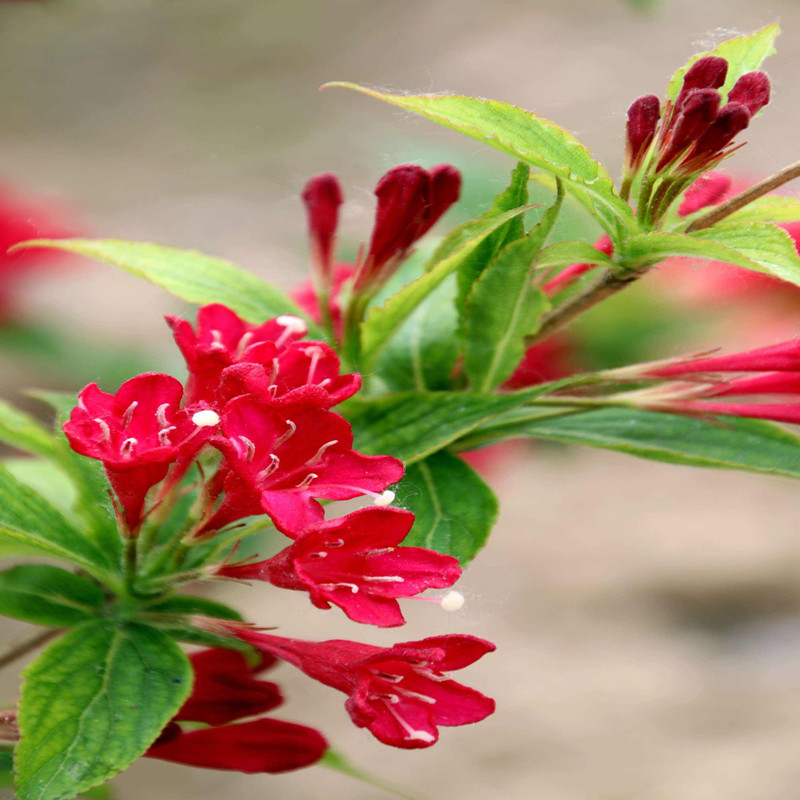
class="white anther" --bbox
[319,582,359,593]
[296,472,318,489]
[373,490,395,507]
[120,437,138,458]
[306,439,338,466]
[440,591,465,612]
[258,454,281,481]
[237,435,256,462]
[235,331,254,358]
[158,426,177,446]
[276,315,308,348]
[370,693,400,703]
[269,358,280,384]
[121,401,138,428]
[273,419,296,449]
[156,403,170,427]
[324,538,345,548]
[304,345,324,384]
[395,686,436,704]
[319,378,332,388]
[267,385,278,400]
[363,575,404,583]
[367,547,395,556]
[208,329,226,351]
[308,551,327,559]
[413,667,451,683]
[93,418,111,443]
[192,409,221,428]
[372,670,403,683]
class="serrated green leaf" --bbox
[623,226,800,286]
[346,388,543,464]
[360,204,536,366]
[16,622,191,800]
[0,565,104,627]
[666,24,779,104]
[16,239,318,335]
[463,185,562,391]
[472,406,800,479]
[328,84,635,237]
[397,450,497,565]
[724,196,800,225]
[456,162,529,312]
[0,464,116,586]
[0,401,56,459]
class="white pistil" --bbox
[120,437,138,458]
[276,315,308,348]
[363,575,405,583]
[306,439,338,465]
[158,426,176,446]
[273,419,296,449]
[156,403,170,427]
[192,409,221,428]
[304,345,323,384]
[296,472,318,490]
[258,454,280,481]
[237,435,256,462]
[93,418,111,443]
[440,591,465,612]
[381,700,436,743]
[319,582,359,593]
[121,401,138,428]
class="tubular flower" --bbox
[302,172,343,288]
[234,630,496,749]
[205,397,404,536]
[219,507,461,627]
[63,373,216,530]
[167,304,309,404]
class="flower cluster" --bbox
[63,299,494,771]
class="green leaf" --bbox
[0,400,56,458]
[16,239,318,334]
[623,226,800,286]
[666,24,780,104]
[0,464,115,585]
[397,450,497,565]
[724,196,800,225]
[327,84,635,237]
[476,406,800,479]
[16,621,192,800]
[360,204,536,366]
[455,162,529,312]
[463,186,562,391]
[0,565,104,627]
[347,388,543,463]
[145,595,246,650]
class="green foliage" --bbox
[15,622,192,800]
[666,24,779,104]
[16,239,318,335]
[0,400,57,459]
[397,450,497,565]
[0,565,104,627]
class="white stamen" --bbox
[269,358,280,384]
[319,582,359,593]
[258,453,281,481]
[121,401,138,428]
[319,378,332,388]
[276,315,308,347]
[363,575,405,583]
[413,667,451,683]
[373,490,395,507]
[306,439,338,465]
[156,403,170,427]
[192,409,221,428]
[304,345,323,384]
[395,686,436,704]
[308,551,327,559]
[120,437,137,458]
[158,426,176,446]
[237,435,256,462]
[296,472,318,489]
[235,331,255,358]
[381,700,436,743]
[268,384,278,400]
[367,547,395,556]
[93,418,111,443]
[273,419,296,449]
[440,590,465,612]
[209,329,226,351]
[372,670,403,683]
[324,538,345,548]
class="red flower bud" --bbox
[301,173,343,282]
[728,71,771,116]
[656,88,720,171]
[625,94,661,171]
[684,102,751,167]
[418,164,462,238]
[676,56,728,106]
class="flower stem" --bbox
[0,628,59,671]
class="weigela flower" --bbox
[204,397,404,536]
[218,507,462,627]
[234,630,496,749]
[63,373,216,529]
[167,304,309,404]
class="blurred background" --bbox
[5,0,800,798]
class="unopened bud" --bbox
[685,102,751,166]
[625,94,661,170]
[676,56,728,107]
[417,164,462,238]
[728,71,771,116]
[302,173,343,280]
[657,88,720,171]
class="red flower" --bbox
[167,304,309,404]
[205,397,403,536]
[219,507,461,627]
[63,373,215,530]
[292,264,355,338]
[234,630,496,749]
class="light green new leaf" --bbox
[0,565,104,628]
[16,622,192,800]
[360,204,536,366]
[326,84,635,237]
[666,24,780,103]
[0,400,57,458]
[455,161,529,311]
[15,239,318,334]
[397,450,497,565]
[724,196,800,225]
[463,184,562,391]
[623,226,800,286]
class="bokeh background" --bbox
[4,1,800,798]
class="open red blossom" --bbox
[235,630,495,749]
[217,340,361,409]
[176,648,281,726]
[205,397,403,536]
[167,304,309,404]
[63,373,215,529]
[146,718,327,773]
[220,507,461,627]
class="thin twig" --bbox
[0,628,59,671]
[686,159,800,232]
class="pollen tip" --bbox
[373,490,395,507]
[276,315,308,335]
[440,591,465,612]
[192,409,221,428]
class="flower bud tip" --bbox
[276,315,308,335]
